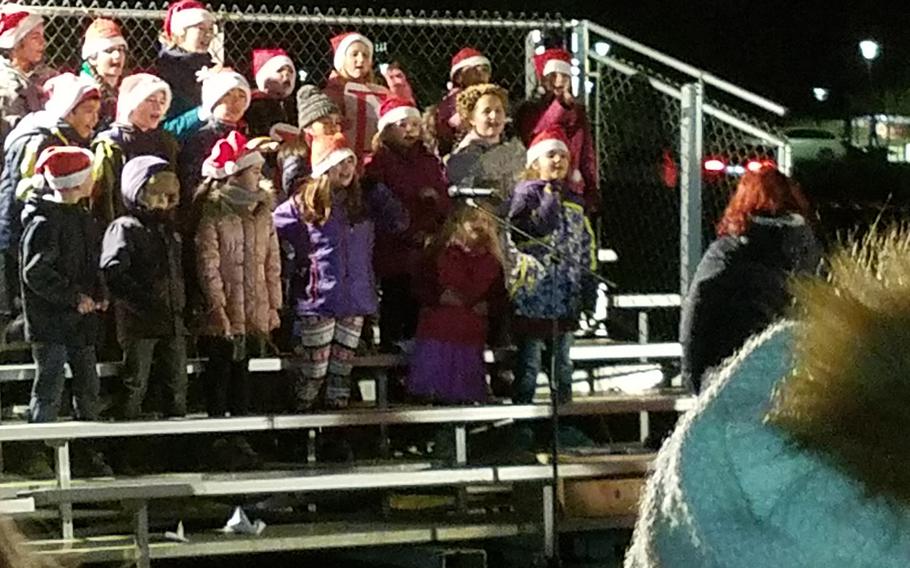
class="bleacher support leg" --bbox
[542,484,556,559]
[131,500,151,568]
[53,441,74,539]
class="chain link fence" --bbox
[22,0,565,110]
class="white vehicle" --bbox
[784,128,849,162]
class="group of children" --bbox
[0,2,601,465]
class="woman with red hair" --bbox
[679,167,821,393]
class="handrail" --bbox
[583,20,787,117]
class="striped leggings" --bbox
[293,316,364,410]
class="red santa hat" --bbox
[201,131,265,180]
[34,146,94,191]
[330,32,373,73]
[163,0,213,38]
[269,122,299,143]
[533,48,573,79]
[526,127,570,167]
[450,47,490,79]
[377,96,420,132]
[81,18,127,60]
[310,133,356,178]
[42,73,101,123]
[198,68,250,120]
[252,47,295,92]
[116,73,172,124]
[0,5,43,50]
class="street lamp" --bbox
[859,39,881,148]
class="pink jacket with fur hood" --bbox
[195,187,282,337]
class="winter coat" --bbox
[273,191,388,319]
[516,96,600,214]
[19,196,104,346]
[323,74,388,161]
[100,173,186,342]
[91,123,180,227]
[435,88,462,157]
[177,119,238,206]
[0,57,56,142]
[507,179,596,335]
[245,92,295,138]
[625,322,910,568]
[363,144,451,278]
[414,244,505,346]
[195,187,282,337]
[679,214,821,393]
[0,115,91,252]
[445,134,526,199]
[156,46,213,121]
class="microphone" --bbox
[447,186,496,198]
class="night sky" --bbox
[312,0,910,119]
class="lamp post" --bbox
[859,39,880,148]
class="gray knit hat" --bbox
[296,85,339,128]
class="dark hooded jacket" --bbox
[156,45,213,121]
[19,195,104,346]
[100,156,186,341]
[679,213,822,393]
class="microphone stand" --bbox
[465,197,613,568]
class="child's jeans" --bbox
[29,343,99,423]
[201,336,251,418]
[512,332,574,404]
[119,336,188,419]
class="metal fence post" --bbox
[679,82,704,296]
[572,20,590,106]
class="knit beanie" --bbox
[81,18,127,60]
[0,5,42,50]
[296,85,339,129]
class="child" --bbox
[323,32,389,162]
[408,204,505,404]
[273,133,387,410]
[436,47,491,156]
[516,48,600,214]
[364,96,450,351]
[195,131,281,418]
[245,47,296,137]
[0,4,57,139]
[100,156,187,419]
[177,68,250,206]
[277,85,343,201]
[157,0,215,121]
[79,18,128,133]
[445,83,525,197]
[92,73,178,227]
[508,128,596,406]
[20,146,107,423]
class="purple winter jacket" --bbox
[273,184,408,319]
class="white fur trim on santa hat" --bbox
[81,35,127,60]
[377,105,420,132]
[199,70,250,120]
[169,7,212,35]
[542,59,572,78]
[526,138,569,167]
[255,54,294,92]
[116,75,172,124]
[333,33,373,73]
[312,148,356,178]
[0,13,42,50]
[450,54,490,79]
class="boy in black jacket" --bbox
[100,156,186,419]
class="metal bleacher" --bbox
[0,293,692,567]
